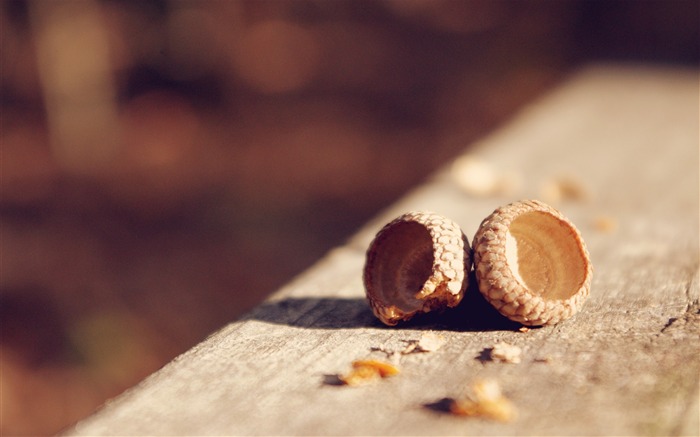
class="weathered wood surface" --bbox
[67,65,699,436]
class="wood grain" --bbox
[67,65,699,436]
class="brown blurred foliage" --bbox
[1,0,697,434]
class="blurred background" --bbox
[1,0,697,434]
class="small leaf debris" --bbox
[490,342,522,364]
[592,215,618,233]
[338,360,399,386]
[402,332,446,354]
[451,155,520,197]
[371,332,447,358]
[541,176,590,203]
[534,356,553,364]
[369,345,397,359]
[447,379,517,422]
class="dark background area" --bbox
[1,0,697,434]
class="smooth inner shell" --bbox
[504,211,587,300]
[370,221,434,314]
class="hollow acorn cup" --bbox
[472,199,592,326]
[364,211,472,326]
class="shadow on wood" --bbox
[243,275,523,332]
[423,397,457,415]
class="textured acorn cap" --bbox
[364,211,472,326]
[473,200,592,326]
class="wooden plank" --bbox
[66,65,699,436]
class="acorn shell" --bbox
[472,200,592,326]
[364,211,472,326]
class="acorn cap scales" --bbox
[472,200,592,326]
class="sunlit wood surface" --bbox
[66,65,699,436]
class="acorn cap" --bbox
[472,200,592,326]
[364,211,472,326]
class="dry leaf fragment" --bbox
[401,342,418,355]
[417,332,446,352]
[451,156,520,197]
[592,215,618,233]
[402,332,446,354]
[451,156,499,196]
[370,345,397,359]
[541,176,591,203]
[490,342,522,364]
[449,379,517,422]
[339,360,399,386]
